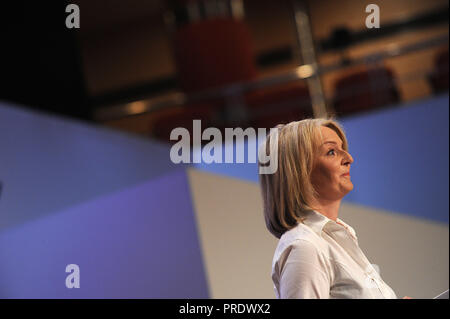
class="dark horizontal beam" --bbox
[320,5,449,51]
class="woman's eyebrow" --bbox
[322,141,343,148]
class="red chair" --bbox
[173,17,258,94]
[151,101,222,144]
[159,16,258,136]
[170,15,313,131]
[245,81,313,129]
[332,66,399,116]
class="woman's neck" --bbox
[311,198,341,221]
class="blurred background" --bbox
[0,0,448,298]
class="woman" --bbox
[258,118,404,299]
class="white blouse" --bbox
[271,210,398,299]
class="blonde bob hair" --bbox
[258,118,349,239]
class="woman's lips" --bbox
[342,173,350,177]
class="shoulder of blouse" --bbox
[272,222,326,268]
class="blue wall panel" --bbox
[0,102,185,231]
[0,169,209,298]
[341,94,449,223]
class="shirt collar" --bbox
[335,216,357,239]
[302,210,357,239]
[302,209,331,235]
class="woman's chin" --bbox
[342,182,354,194]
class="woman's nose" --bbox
[343,151,353,165]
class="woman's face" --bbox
[310,126,354,201]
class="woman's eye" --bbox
[327,149,336,156]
